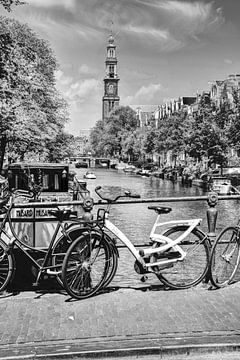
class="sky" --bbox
[1,0,240,135]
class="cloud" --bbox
[23,0,224,51]
[56,70,101,106]
[27,0,76,9]
[224,59,233,65]
[123,83,162,104]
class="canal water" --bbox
[73,167,240,288]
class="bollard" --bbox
[81,197,94,222]
[205,192,218,284]
[206,191,218,240]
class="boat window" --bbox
[42,174,49,190]
[54,174,59,190]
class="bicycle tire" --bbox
[52,228,87,287]
[0,239,15,292]
[153,226,210,289]
[209,226,240,288]
[62,232,111,300]
[101,234,118,288]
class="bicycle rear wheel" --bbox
[154,226,210,289]
[101,234,118,288]
[0,239,15,292]
[62,232,111,299]
[209,226,240,288]
[52,228,86,287]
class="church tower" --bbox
[102,33,120,121]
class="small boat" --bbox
[140,169,151,177]
[123,165,136,173]
[210,177,233,194]
[75,161,88,169]
[115,162,127,170]
[83,171,96,179]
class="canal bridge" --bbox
[68,156,112,168]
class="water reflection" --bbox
[73,167,240,287]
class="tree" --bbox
[142,129,157,161]
[45,132,75,163]
[89,106,138,158]
[0,0,25,12]
[121,130,144,162]
[89,120,107,157]
[226,89,240,155]
[0,16,68,167]
[186,95,228,167]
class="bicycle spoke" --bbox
[155,226,209,289]
[62,233,110,299]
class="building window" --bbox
[109,49,114,57]
[109,65,114,77]
[109,101,115,112]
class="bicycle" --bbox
[209,219,240,288]
[62,186,211,300]
[0,181,100,295]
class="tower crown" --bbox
[108,34,114,44]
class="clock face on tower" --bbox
[108,83,114,94]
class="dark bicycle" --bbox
[0,179,95,295]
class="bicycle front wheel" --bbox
[154,226,210,289]
[62,233,111,300]
[209,226,240,288]
[0,239,15,292]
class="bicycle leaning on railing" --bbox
[209,218,240,288]
[61,186,212,300]
[0,180,97,297]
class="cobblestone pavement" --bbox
[0,281,240,359]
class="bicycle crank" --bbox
[134,260,148,274]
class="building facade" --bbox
[102,34,120,121]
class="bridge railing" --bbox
[11,192,240,240]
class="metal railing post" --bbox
[206,192,218,240]
[205,192,218,284]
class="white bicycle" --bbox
[62,186,211,299]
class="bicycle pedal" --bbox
[32,282,39,287]
[140,275,148,282]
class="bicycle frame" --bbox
[0,196,84,280]
[103,211,202,271]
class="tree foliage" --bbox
[45,132,75,163]
[0,0,25,12]
[0,16,68,166]
[186,95,228,166]
[90,106,138,159]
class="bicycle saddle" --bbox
[148,206,172,214]
[48,209,77,221]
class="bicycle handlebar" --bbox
[11,188,36,199]
[95,186,141,203]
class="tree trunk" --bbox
[0,134,7,172]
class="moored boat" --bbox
[210,176,234,194]
[123,164,136,173]
[83,171,97,179]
